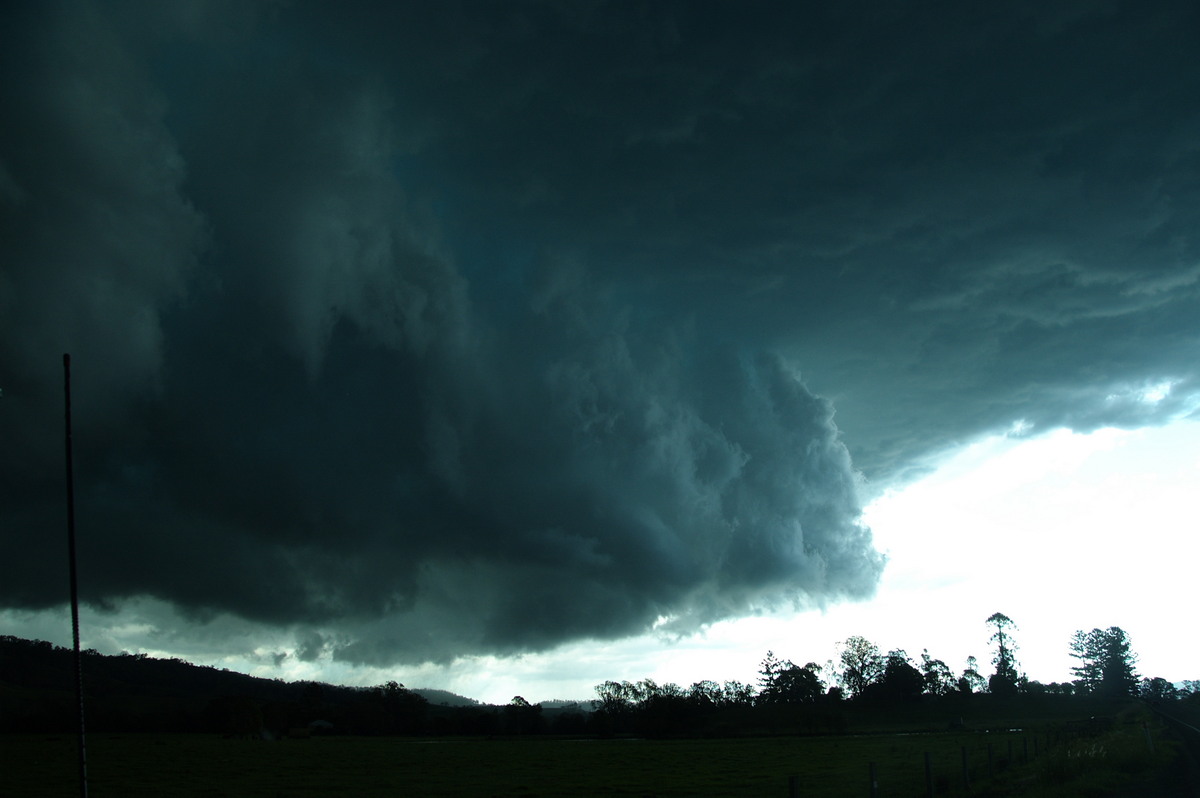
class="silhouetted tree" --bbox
[688,680,723,709]
[592,680,637,718]
[958,655,985,694]
[636,681,693,736]
[859,652,921,700]
[1070,627,1138,697]
[986,612,1020,695]
[1140,677,1178,702]
[769,664,824,705]
[757,651,785,695]
[868,650,924,702]
[361,681,428,734]
[920,650,955,696]
[720,680,756,707]
[758,652,824,705]
[838,636,883,699]
[503,695,544,734]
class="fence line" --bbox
[784,730,1054,796]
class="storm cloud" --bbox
[3,1,1198,666]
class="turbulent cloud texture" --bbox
[4,0,1199,665]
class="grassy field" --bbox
[2,705,1180,797]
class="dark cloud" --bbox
[3,0,1198,665]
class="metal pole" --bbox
[64,354,88,798]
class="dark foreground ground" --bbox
[4,705,1194,798]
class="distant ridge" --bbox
[411,688,480,707]
[0,635,591,728]
[0,635,449,696]
[0,635,505,733]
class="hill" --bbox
[0,635,599,737]
[411,688,480,707]
[0,635,481,735]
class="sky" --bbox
[2,0,1198,704]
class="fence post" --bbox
[961,746,970,792]
[788,774,800,798]
[63,353,88,798]
[924,751,933,798]
[868,762,878,798]
[988,743,994,779]
[1023,736,1029,764]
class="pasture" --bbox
[2,705,1177,797]
[0,731,1093,797]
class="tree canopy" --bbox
[758,652,824,704]
[1070,627,1138,697]
[837,635,883,699]
[986,612,1020,696]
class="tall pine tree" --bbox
[986,612,1020,696]
[1069,627,1138,696]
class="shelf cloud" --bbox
[3,0,1198,666]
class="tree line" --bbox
[583,612,1199,735]
[3,614,1197,739]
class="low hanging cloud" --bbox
[0,1,883,665]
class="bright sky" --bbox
[11,417,1192,705]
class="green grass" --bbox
[991,705,1183,798]
[0,731,1041,797]
[1,705,1179,797]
